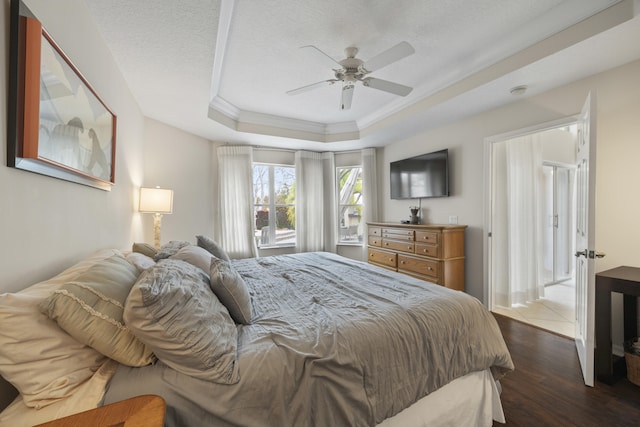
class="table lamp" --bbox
[139,187,173,249]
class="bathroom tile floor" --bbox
[492,281,575,339]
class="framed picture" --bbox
[7,0,117,191]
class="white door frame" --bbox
[482,116,579,310]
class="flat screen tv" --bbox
[390,149,449,199]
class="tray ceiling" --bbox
[84,0,640,150]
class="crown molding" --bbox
[208,96,360,142]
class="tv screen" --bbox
[390,149,449,199]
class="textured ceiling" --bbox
[220,0,566,122]
[83,0,640,149]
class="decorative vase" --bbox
[410,207,420,224]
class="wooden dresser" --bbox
[367,222,467,291]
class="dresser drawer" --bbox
[369,226,381,237]
[382,228,414,241]
[415,231,439,244]
[382,239,415,253]
[368,248,397,268]
[415,243,439,258]
[368,235,382,247]
[398,254,440,279]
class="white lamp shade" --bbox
[139,188,173,214]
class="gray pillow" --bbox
[39,254,155,367]
[154,240,190,261]
[124,259,240,383]
[209,258,253,325]
[170,244,216,275]
[132,242,158,258]
[196,235,231,261]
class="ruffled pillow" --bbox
[39,254,155,367]
[124,259,239,383]
[154,241,190,261]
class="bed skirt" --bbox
[379,369,505,426]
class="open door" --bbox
[574,92,600,387]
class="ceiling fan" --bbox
[286,41,415,110]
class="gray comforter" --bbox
[103,252,513,426]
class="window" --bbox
[337,166,363,244]
[253,164,295,248]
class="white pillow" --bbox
[0,249,119,409]
[125,252,156,272]
[0,360,118,427]
[170,244,216,274]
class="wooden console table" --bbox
[595,266,640,384]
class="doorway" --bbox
[488,122,578,338]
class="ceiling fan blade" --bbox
[362,77,412,96]
[286,80,336,96]
[362,41,415,72]
[341,84,354,110]
[300,45,342,68]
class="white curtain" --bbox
[322,152,337,253]
[499,134,545,306]
[361,148,379,259]
[216,146,258,259]
[295,151,330,253]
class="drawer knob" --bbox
[384,242,389,246]
[423,249,427,253]
[407,246,412,249]
[389,258,394,262]
[427,266,433,271]
[400,260,405,264]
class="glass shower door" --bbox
[542,165,576,285]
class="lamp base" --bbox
[153,214,163,249]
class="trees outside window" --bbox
[337,167,363,244]
[253,164,295,247]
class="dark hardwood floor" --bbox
[493,313,640,427]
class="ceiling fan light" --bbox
[288,42,415,110]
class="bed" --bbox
[0,241,513,426]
